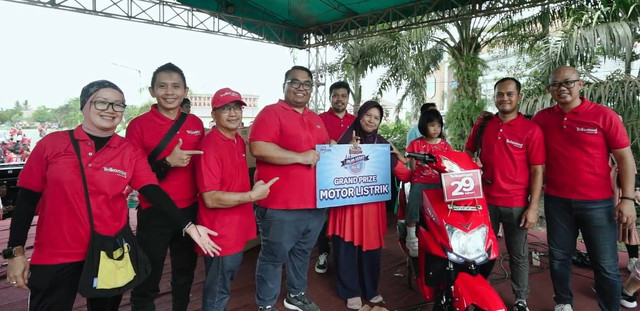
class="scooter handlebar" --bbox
[405,152,437,164]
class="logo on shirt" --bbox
[186,130,202,136]
[103,167,127,178]
[506,139,524,149]
[576,127,598,134]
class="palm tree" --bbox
[518,0,640,155]
[328,37,393,113]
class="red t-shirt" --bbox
[195,128,256,256]
[406,138,452,184]
[249,100,330,209]
[126,105,204,209]
[318,109,356,141]
[19,126,158,264]
[532,98,629,200]
[465,114,545,207]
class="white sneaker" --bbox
[406,236,418,257]
[554,304,573,311]
[314,252,328,274]
[628,257,638,273]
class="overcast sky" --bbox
[0,1,393,111]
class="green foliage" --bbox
[378,121,411,154]
[581,75,640,160]
[31,106,56,123]
[0,108,23,124]
[53,97,83,129]
[445,99,488,150]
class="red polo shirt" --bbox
[532,98,629,200]
[19,126,158,264]
[126,104,204,209]
[406,138,452,184]
[195,128,256,256]
[465,113,545,207]
[318,109,356,141]
[249,100,330,209]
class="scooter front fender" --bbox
[452,273,506,311]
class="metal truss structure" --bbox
[5,0,571,49]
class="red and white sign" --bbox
[441,169,483,202]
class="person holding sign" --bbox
[126,63,205,311]
[249,66,330,311]
[465,77,544,311]
[327,101,411,310]
[405,109,452,257]
[195,88,278,311]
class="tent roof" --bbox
[179,0,475,48]
[8,0,556,48]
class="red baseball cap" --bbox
[211,87,247,111]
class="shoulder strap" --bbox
[148,112,188,163]
[69,130,95,231]
[475,114,493,158]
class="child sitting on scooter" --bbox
[404,109,452,257]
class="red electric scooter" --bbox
[398,150,505,311]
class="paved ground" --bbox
[0,210,635,310]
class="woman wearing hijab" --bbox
[3,80,221,311]
[327,100,411,310]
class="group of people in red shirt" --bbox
[463,67,635,311]
[2,63,637,311]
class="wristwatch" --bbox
[160,158,172,172]
[2,246,25,259]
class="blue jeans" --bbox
[202,251,244,311]
[544,194,620,311]
[254,205,326,307]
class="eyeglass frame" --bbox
[547,79,581,91]
[214,103,245,114]
[285,79,314,91]
[91,99,127,112]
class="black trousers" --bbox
[331,235,381,301]
[131,203,198,311]
[28,261,122,311]
[316,221,331,255]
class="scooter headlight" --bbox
[445,224,489,264]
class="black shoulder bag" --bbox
[475,114,494,185]
[70,130,151,298]
[148,112,188,180]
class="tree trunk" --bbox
[353,72,362,114]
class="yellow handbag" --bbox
[96,243,136,289]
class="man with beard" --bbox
[465,77,545,311]
[315,81,356,274]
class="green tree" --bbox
[54,98,83,129]
[445,99,488,150]
[31,106,55,123]
[328,37,392,113]
[378,121,411,154]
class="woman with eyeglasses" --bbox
[326,100,411,310]
[3,80,221,311]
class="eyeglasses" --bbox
[215,104,244,114]
[548,79,580,91]
[286,79,313,90]
[92,100,127,112]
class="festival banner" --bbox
[315,144,391,208]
